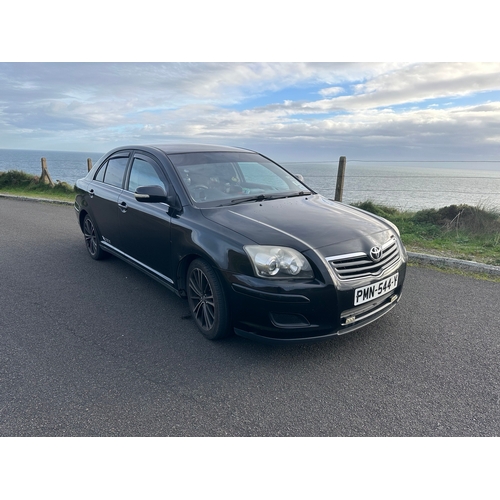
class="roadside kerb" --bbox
[0,193,74,206]
[2,193,499,276]
[407,252,500,277]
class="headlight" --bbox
[244,245,314,279]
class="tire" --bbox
[186,259,231,340]
[83,214,107,260]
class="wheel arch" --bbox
[176,252,227,298]
[78,209,88,232]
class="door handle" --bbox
[118,201,128,213]
[89,189,94,198]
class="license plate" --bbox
[354,273,399,306]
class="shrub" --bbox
[413,204,500,235]
[351,200,401,218]
[351,201,500,246]
[0,170,39,188]
[0,170,75,196]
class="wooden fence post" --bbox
[40,157,55,187]
[335,156,346,202]
[87,158,93,172]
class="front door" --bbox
[116,153,172,282]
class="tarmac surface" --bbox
[1,196,499,436]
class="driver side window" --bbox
[127,157,167,193]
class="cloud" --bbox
[257,63,500,114]
[318,87,345,97]
[1,62,500,160]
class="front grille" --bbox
[327,237,401,280]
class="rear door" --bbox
[87,152,130,250]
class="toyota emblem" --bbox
[370,246,383,262]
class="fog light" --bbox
[270,313,310,328]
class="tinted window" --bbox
[128,157,166,192]
[103,157,128,188]
[169,151,308,205]
[94,161,107,182]
[238,162,289,191]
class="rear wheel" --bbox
[186,259,231,340]
[83,214,107,260]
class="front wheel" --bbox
[186,259,231,340]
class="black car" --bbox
[75,144,407,343]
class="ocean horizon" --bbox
[1,148,500,211]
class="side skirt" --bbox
[100,242,181,297]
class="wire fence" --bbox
[281,159,500,211]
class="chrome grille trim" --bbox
[326,237,401,280]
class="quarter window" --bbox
[94,161,106,182]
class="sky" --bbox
[2,3,500,165]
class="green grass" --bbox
[0,170,76,202]
[352,201,500,266]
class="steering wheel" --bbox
[191,184,209,201]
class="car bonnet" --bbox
[201,194,392,251]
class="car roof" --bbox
[147,144,255,155]
[92,143,262,173]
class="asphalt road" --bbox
[1,197,499,436]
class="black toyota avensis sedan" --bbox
[75,144,407,343]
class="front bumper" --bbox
[224,259,407,344]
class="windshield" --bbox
[168,151,313,206]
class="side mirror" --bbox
[294,174,305,182]
[134,185,168,203]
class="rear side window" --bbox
[94,156,129,187]
[103,157,128,188]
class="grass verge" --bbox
[0,170,76,202]
[352,201,500,266]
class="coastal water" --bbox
[0,149,104,186]
[1,149,499,211]
[283,161,500,211]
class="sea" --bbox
[1,148,500,212]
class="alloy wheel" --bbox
[186,259,230,340]
[188,267,216,331]
[84,216,98,257]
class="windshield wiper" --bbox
[267,190,312,200]
[229,194,271,205]
[285,190,312,198]
[228,191,312,206]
